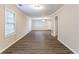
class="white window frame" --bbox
[35,20,44,28]
[5,8,16,38]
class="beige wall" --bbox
[51,4,79,53]
[32,20,50,30]
[0,4,31,53]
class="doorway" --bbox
[55,16,58,38]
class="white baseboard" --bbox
[0,30,31,53]
[58,39,77,54]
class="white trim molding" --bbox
[58,39,78,54]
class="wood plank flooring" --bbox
[2,30,73,54]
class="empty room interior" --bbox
[0,4,79,54]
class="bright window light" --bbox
[42,20,45,22]
[5,9,16,36]
[35,20,44,28]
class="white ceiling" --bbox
[16,4,63,18]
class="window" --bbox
[35,20,44,28]
[5,9,16,36]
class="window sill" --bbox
[5,32,16,39]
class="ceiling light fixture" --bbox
[18,4,22,6]
[31,4,44,10]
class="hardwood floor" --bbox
[2,30,73,54]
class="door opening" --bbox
[55,16,58,38]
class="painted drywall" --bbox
[32,19,51,30]
[0,4,32,53]
[51,4,79,53]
